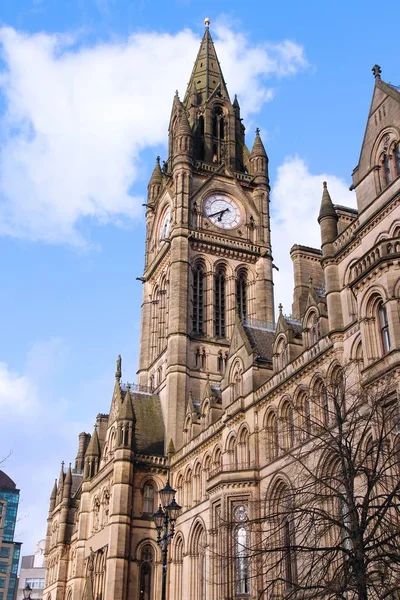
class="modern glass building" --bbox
[0,471,21,600]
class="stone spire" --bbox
[251,128,267,156]
[249,128,268,180]
[177,109,193,137]
[84,425,101,479]
[147,157,163,203]
[63,463,72,499]
[85,425,101,458]
[318,181,337,221]
[58,461,65,488]
[183,19,230,107]
[49,479,57,512]
[118,384,134,422]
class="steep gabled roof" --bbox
[131,391,164,456]
[242,323,275,362]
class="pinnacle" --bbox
[318,181,337,222]
[149,156,163,185]
[251,128,267,157]
[85,425,101,457]
[177,109,192,137]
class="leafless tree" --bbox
[215,365,400,600]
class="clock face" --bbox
[160,208,171,239]
[204,194,241,230]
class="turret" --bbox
[317,182,343,332]
[173,107,193,168]
[49,479,57,512]
[75,431,90,473]
[249,128,269,182]
[117,384,135,448]
[147,156,163,204]
[62,463,72,500]
[56,461,65,502]
[318,181,338,253]
[84,425,101,479]
[233,94,240,118]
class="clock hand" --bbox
[207,207,231,219]
[218,208,230,221]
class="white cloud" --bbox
[271,156,356,316]
[0,24,307,245]
[0,362,36,412]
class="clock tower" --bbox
[137,20,275,450]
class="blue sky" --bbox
[0,0,398,554]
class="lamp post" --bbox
[152,480,182,600]
[23,584,32,599]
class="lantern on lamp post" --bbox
[152,480,182,600]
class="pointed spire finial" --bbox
[156,156,160,164]
[318,180,338,224]
[116,354,122,379]
[256,127,260,136]
[175,89,179,97]
[278,303,283,315]
[204,17,211,28]
[372,64,382,79]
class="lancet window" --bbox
[233,505,250,596]
[383,154,392,186]
[191,523,206,600]
[139,545,154,600]
[378,301,391,354]
[193,264,204,334]
[214,267,226,337]
[236,270,247,320]
[395,143,400,175]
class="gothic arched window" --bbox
[265,411,279,461]
[174,535,184,600]
[281,401,295,450]
[378,301,391,354]
[383,154,392,187]
[191,523,206,600]
[139,545,154,600]
[214,267,226,338]
[193,265,204,334]
[236,270,247,321]
[234,505,250,596]
[395,143,400,176]
[314,378,329,427]
[143,483,155,515]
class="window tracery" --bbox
[139,544,154,600]
[233,504,250,596]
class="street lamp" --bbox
[23,584,32,599]
[152,480,182,600]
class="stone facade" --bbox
[43,27,400,600]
